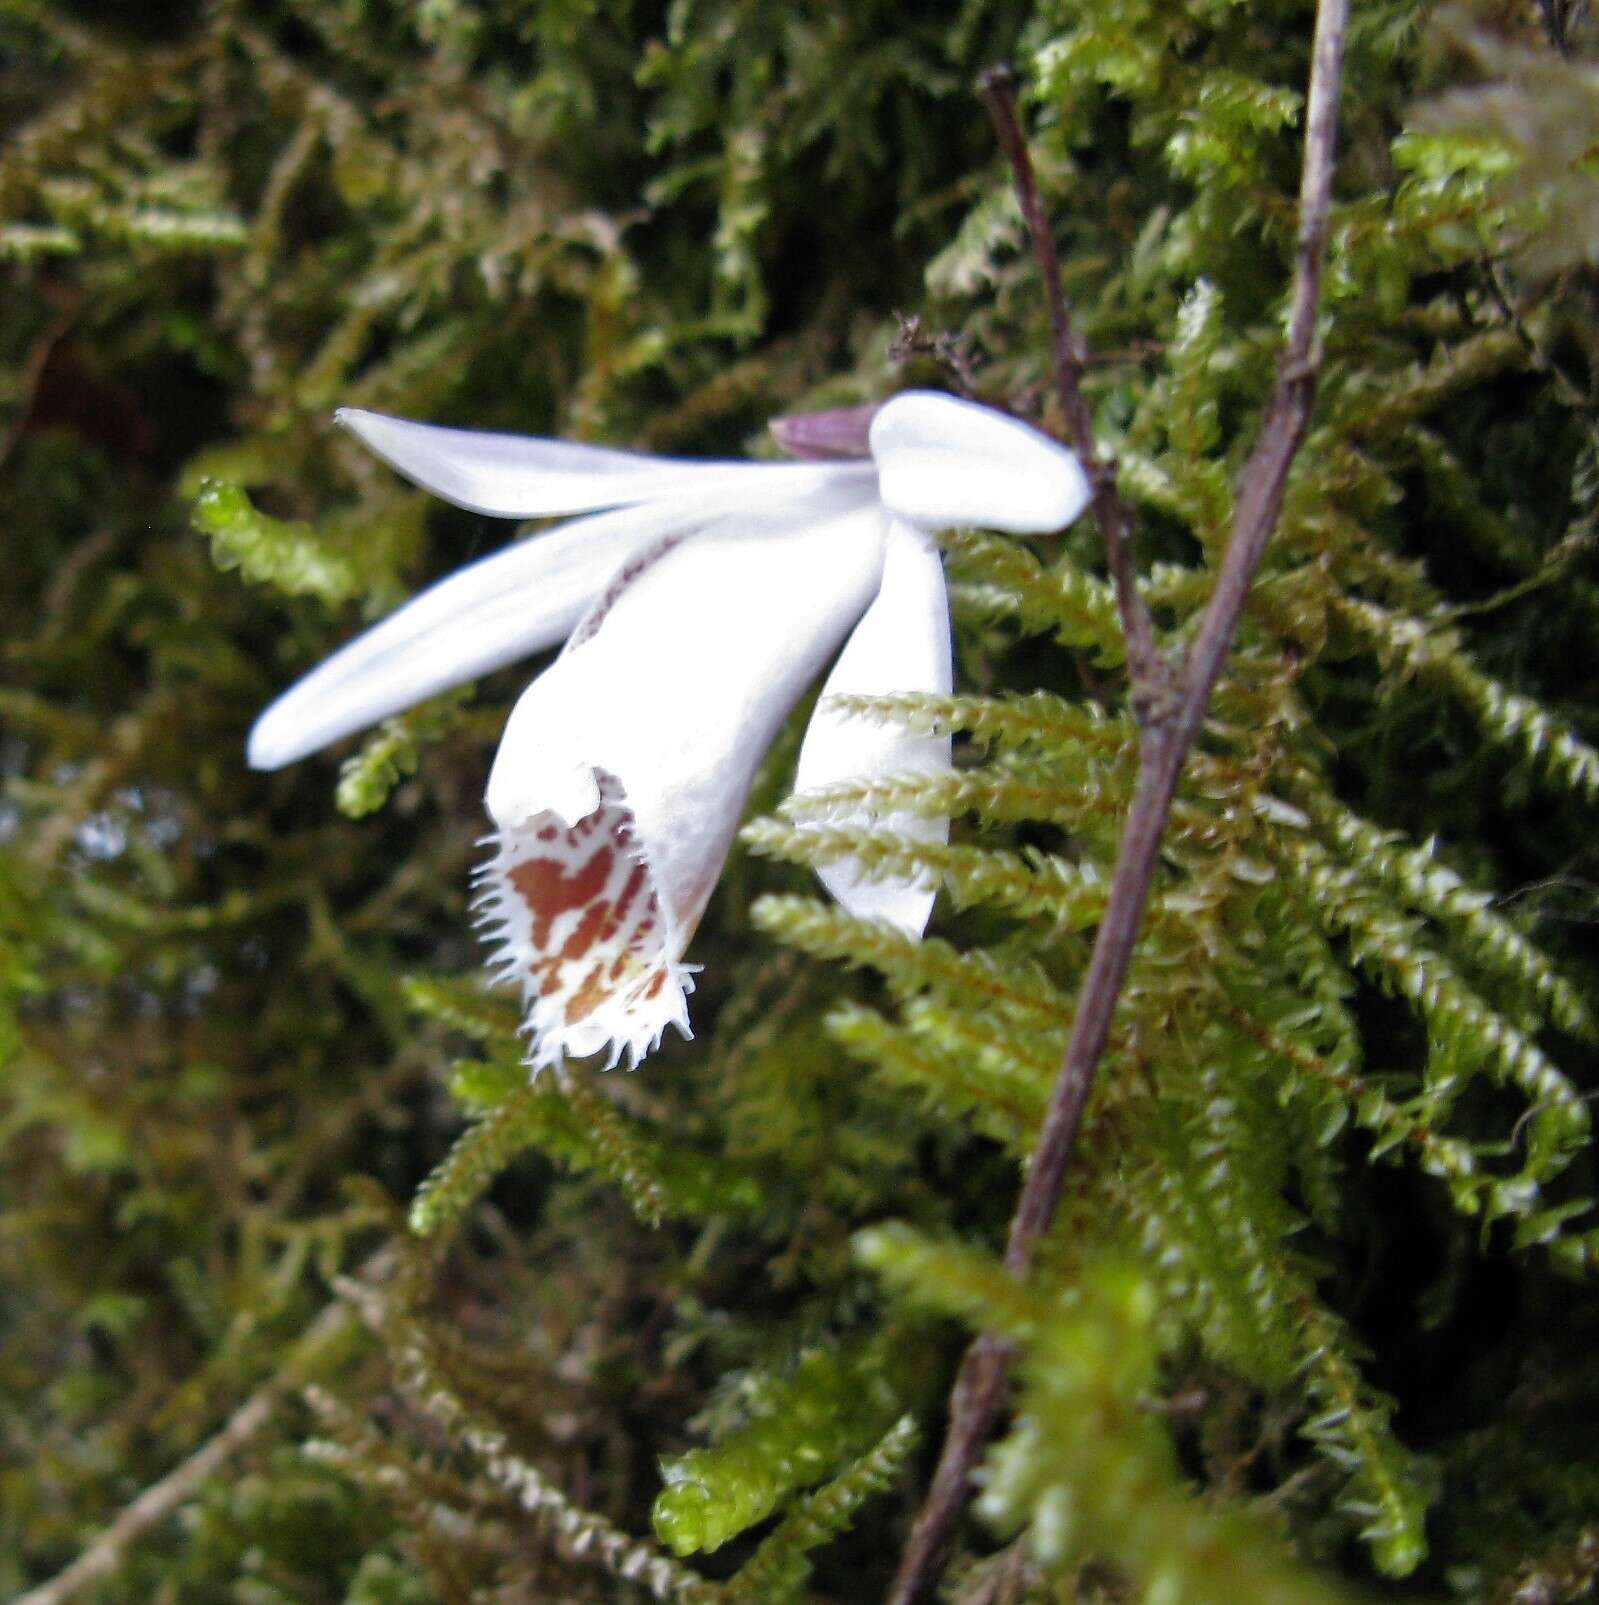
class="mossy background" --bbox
[6,1,1599,1601]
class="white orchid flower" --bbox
[248,391,1088,1072]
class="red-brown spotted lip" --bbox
[475,768,693,1070]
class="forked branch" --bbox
[889,6,1350,1600]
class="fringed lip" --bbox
[474,769,696,1072]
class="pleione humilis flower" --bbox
[249,392,1088,1071]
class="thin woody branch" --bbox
[15,1252,394,1605]
[889,6,1350,1601]
[14,1391,283,1605]
[977,66,1167,708]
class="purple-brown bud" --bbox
[769,401,879,461]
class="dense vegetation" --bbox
[5,1,1599,1600]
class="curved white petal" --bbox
[792,517,952,934]
[249,498,721,769]
[869,390,1090,534]
[477,504,889,1069]
[338,408,874,519]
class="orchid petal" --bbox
[869,390,1090,534]
[337,408,873,519]
[477,505,888,1069]
[792,517,952,934]
[248,498,726,769]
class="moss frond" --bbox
[750,895,1073,1027]
[828,1000,1051,1146]
[1279,836,1591,1207]
[1298,784,1597,1041]
[746,815,1107,927]
[409,1062,762,1239]
[725,1413,919,1603]
[191,479,361,607]
[814,688,1132,755]
[1336,595,1599,803]
[939,527,1126,662]
[334,689,475,819]
[1294,1299,1432,1578]
[652,1336,910,1557]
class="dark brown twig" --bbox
[888,6,1349,1601]
[978,66,1166,709]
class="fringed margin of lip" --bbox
[470,771,696,1076]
